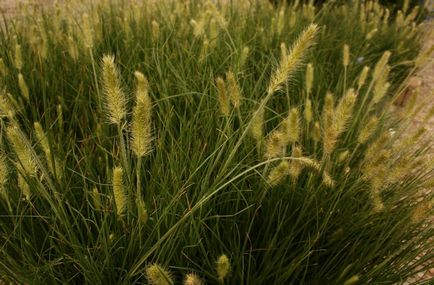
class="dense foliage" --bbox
[0,0,432,284]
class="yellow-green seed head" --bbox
[18,173,31,200]
[372,51,391,82]
[304,98,313,123]
[239,46,250,68]
[132,71,153,157]
[136,197,148,224]
[357,66,370,89]
[152,20,160,41]
[265,131,285,159]
[358,116,378,144]
[190,19,205,38]
[18,73,29,101]
[343,44,350,67]
[14,44,23,70]
[67,36,79,61]
[82,13,94,49]
[183,273,204,285]
[250,107,264,143]
[226,71,242,108]
[101,55,127,124]
[92,187,102,211]
[305,63,314,95]
[216,254,231,282]
[7,125,37,177]
[113,167,126,216]
[0,90,16,118]
[216,76,229,116]
[146,264,174,285]
[267,24,318,95]
[286,107,300,143]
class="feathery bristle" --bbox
[267,24,318,95]
[34,122,50,156]
[131,71,153,157]
[146,264,174,285]
[226,71,242,108]
[101,55,127,124]
[7,125,37,177]
[216,254,231,282]
[343,44,350,67]
[183,273,204,285]
[216,76,229,116]
[18,73,29,101]
[113,167,126,216]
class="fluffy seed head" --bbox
[268,160,290,186]
[146,264,174,285]
[113,167,126,216]
[152,20,160,41]
[304,98,313,123]
[136,197,148,224]
[366,28,378,40]
[14,44,23,70]
[82,13,94,49]
[131,71,153,157]
[267,24,318,95]
[67,36,79,61]
[0,90,16,118]
[305,63,314,95]
[312,121,321,142]
[18,73,29,101]
[216,76,229,116]
[18,173,31,200]
[250,107,264,143]
[190,19,205,37]
[101,55,127,124]
[286,107,300,143]
[334,88,357,134]
[289,146,303,181]
[183,273,204,285]
[239,46,250,68]
[34,122,50,155]
[226,71,242,108]
[216,254,231,281]
[265,131,285,159]
[7,125,37,176]
[358,116,378,144]
[372,51,391,82]
[357,66,370,89]
[343,44,350,67]
[92,187,102,211]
